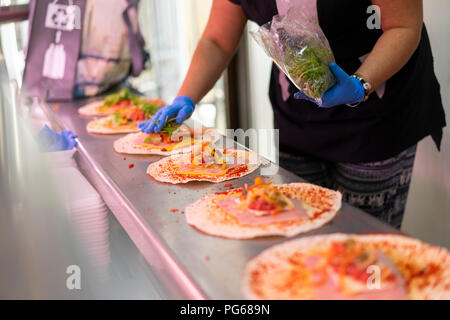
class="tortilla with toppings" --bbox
[86,103,160,135]
[113,125,221,156]
[78,88,165,117]
[242,234,450,300]
[147,144,260,183]
[185,178,341,239]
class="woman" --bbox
[139,0,445,228]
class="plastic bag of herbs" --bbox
[251,7,336,104]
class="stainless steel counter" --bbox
[50,98,399,299]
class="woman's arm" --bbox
[140,0,247,132]
[177,0,247,103]
[356,0,423,92]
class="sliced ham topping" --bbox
[304,251,408,300]
[217,196,309,225]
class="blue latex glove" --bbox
[138,96,195,133]
[294,62,365,108]
[37,125,78,152]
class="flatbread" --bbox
[78,98,165,117]
[78,100,107,117]
[113,127,221,156]
[185,183,341,239]
[147,149,260,184]
[86,116,141,134]
[242,234,450,300]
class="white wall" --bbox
[244,22,276,161]
[402,0,450,248]
[244,4,450,248]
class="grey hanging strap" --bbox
[122,0,148,77]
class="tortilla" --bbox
[185,183,341,239]
[78,100,106,117]
[113,127,221,156]
[242,234,450,300]
[86,116,141,134]
[78,98,165,117]
[147,149,260,184]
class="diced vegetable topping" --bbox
[239,177,294,215]
[110,101,162,127]
[190,143,226,169]
[103,88,134,106]
[286,44,335,99]
[103,89,164,118]
[301,240,400,295]
[135,98,162,117]
[159,120,181,137]
[143,121,182,144]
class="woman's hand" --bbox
[139,96,195,133]
[294,63,364,108]
[295,0,423,108]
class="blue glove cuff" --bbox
[174,95,195,108]
[349,77,365,104]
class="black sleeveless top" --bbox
[229,0,446,162]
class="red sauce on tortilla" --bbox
[225,165,248,177]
